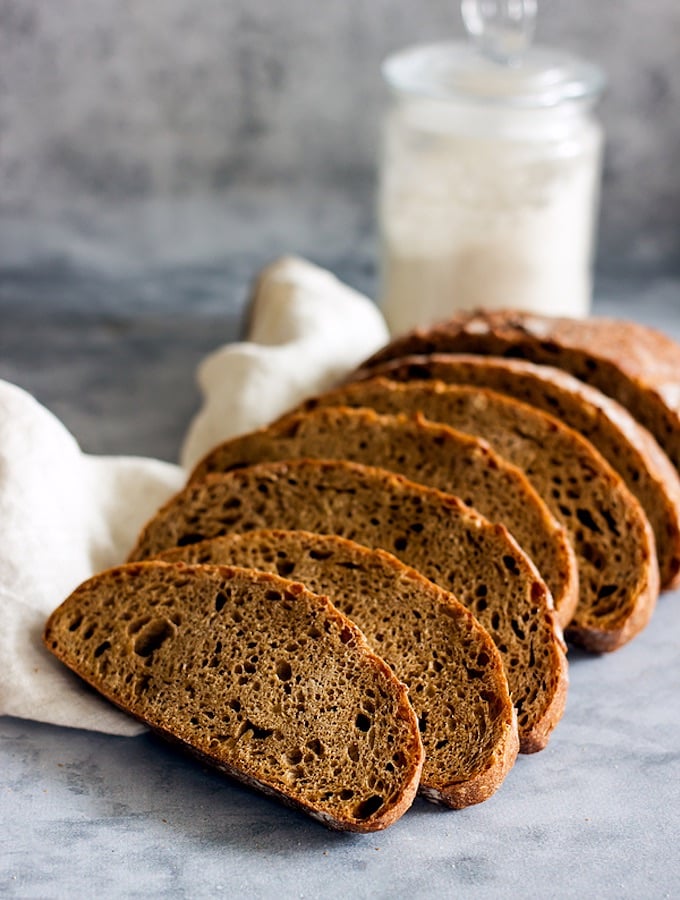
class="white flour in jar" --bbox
[378,58,604,336]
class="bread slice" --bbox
[44,561,424,832]
[358,308,680,482]
[158,530,519,808]
[128,459,568,753]
[300,380,659,653]
[189,406,578,627]
[357,353,680,591]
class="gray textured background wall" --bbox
[1,0,678,275]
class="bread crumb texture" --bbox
[44,562,424,832]
[188,404,577,629]
[159,530,519,807]
[300,380,658,652]
[129,459,566,753]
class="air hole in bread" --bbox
[309,548,333,561]
[135,674,152,697]
[219,517,241,529]
[275,560,296,577]
[601,510,621,537]
[244,719,274,740]
[215,591,229,612]
[176,533,205,547]
[68,614,83,632]
[355,795,384,820]
[355,713,371,732]
[94,640,111,658]
[502,555,520,575]
[222,497,242,510]
[576,508,602,534]
[133,618,174,657]
[276,660,292,681]
[465,666,484,680]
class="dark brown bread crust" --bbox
[355,353,680,591]
[129,460,567,752]
[299,381,659,653]
[44,562,424,832]
[158,530,519,808]
[357,308,680,481]
[189,406,578,628]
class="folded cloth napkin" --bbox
[0,257,388,735]
[180,256,388,469]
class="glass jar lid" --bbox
[383,42,605,109]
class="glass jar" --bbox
[378,42,605,335]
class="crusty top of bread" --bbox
[44,562,424,832]
[357,308,680,478]
[158,529,519,808]
[189,405,577,628]
[355,353,680,591]
[128,458,567,753]
[300,379,659,653]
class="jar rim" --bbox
[382,41,606,109]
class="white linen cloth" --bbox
[0,257,388,735]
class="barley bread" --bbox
[44,561,424,832]
[159,530,519,808]
[300,379,659,653]
[357,308,680,481]
[189,406,577,627]
[356,353,680,590]
[128,458,568,753]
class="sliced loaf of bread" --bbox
[159,530,519,808]
[128,459,568,753]
[358,353,680,590]
[300,379,659,653]
[358,309,680,481]
[44,562,424,832]
[189,406,577,627]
